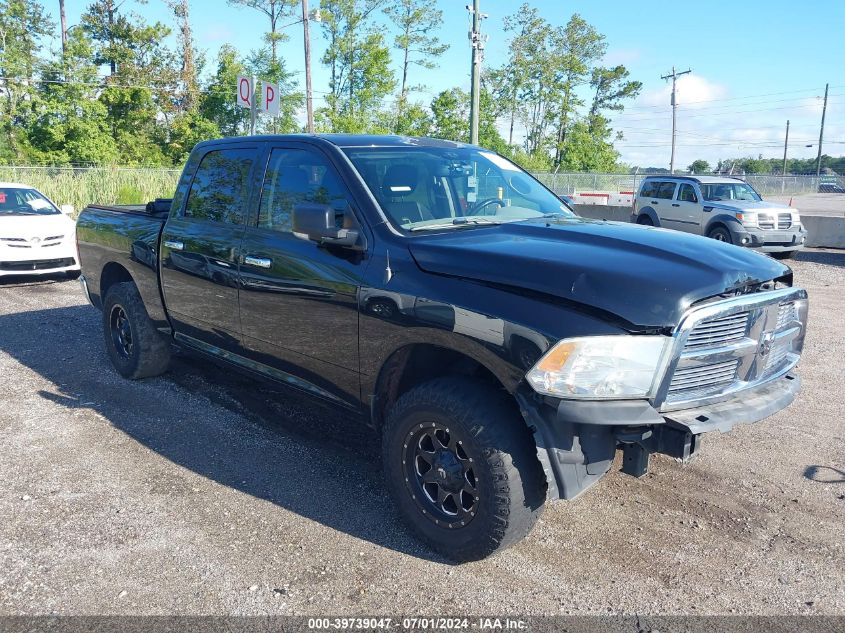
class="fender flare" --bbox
[704,213,747,241]
[635,206,661,227]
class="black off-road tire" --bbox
[707,225,733,244]
[102,282,171,379]
[382,377,546,562]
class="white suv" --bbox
[632,176,807,258]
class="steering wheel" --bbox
[470,198,506,216]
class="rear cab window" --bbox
[183,147,257,224]
[655,182,677,200]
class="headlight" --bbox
[525,336,669,399]
[735,212,757,227]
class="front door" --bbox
[160,144,260,353]
[237,144,370,408]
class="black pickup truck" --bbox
[77,135,808,561]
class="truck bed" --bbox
[76,203,169,328]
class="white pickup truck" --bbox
[632,175,807,259]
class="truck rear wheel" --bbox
[102,282,171,379]
[382,377,545,562]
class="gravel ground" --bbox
[1,249,844,617]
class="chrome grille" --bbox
[668,359,740,395]
[758,214,774,229]
[775,301,797,330]
[685,312,749,349]
[659,288,808,411]
[777,213,791,229]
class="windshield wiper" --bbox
[409,217,503,231]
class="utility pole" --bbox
[467,0,486,145]
[59,0,67,58]
[661,66,691,173]
[250,75,257,136]
[302,0,315,133]
[816,83,828,177]
[782,120,790,176]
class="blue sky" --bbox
[56,0,843,169]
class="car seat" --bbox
[380,165,433,225]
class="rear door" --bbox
[160,143,261,353]
[651,181,680,227]
[237,143,370,408]
[671,183,702,233]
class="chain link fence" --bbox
[531,172,840,198]
[0,165,840,213]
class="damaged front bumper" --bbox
[516,371,801,501]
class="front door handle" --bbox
[164,240,184,251]
[672,203,680,207]
[651,200,659,205]
[244,255,272,269]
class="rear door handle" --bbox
[651,201,659,205]
[672,203,680,207]
[163,240,184,251]
[244,255,272,269]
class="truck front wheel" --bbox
[102,282,171,379]
[382,377,545,562]
[707,226,733,244]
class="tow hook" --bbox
[615,425,700,478]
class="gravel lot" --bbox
[1,249,844,617]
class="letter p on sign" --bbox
[263,81,279,117]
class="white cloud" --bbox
[640,74,728,109]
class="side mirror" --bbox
[60,204,75,215]
[292,202,360,248]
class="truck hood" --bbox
[407,217,790,329]
[705,199,794,213]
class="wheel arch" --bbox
[369,342,521,431]
[704,214,743,238]
[99,261,134,305]
[636,206,661,227]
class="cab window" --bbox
[257,148,349,234]
[677,184,698,203]
[655,182,677,200]
[639,181,659,198]
[184,148,255,224]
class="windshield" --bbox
[0,187,60,216]
[700,182,762,202]
[342,146,575,231]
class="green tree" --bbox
[549,14,606,165]
[81,0,177,164]
[0,0,53,161]
[688,159,710,174]
[429,87,505,152]
[393,101,432,137]
[319,0,395,131]
[384,0,447,127]
[200,44,249,136]
[558,119,619,172]
[227,0,297,66]
[28,26,118,165]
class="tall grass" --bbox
[0,166,181,214]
